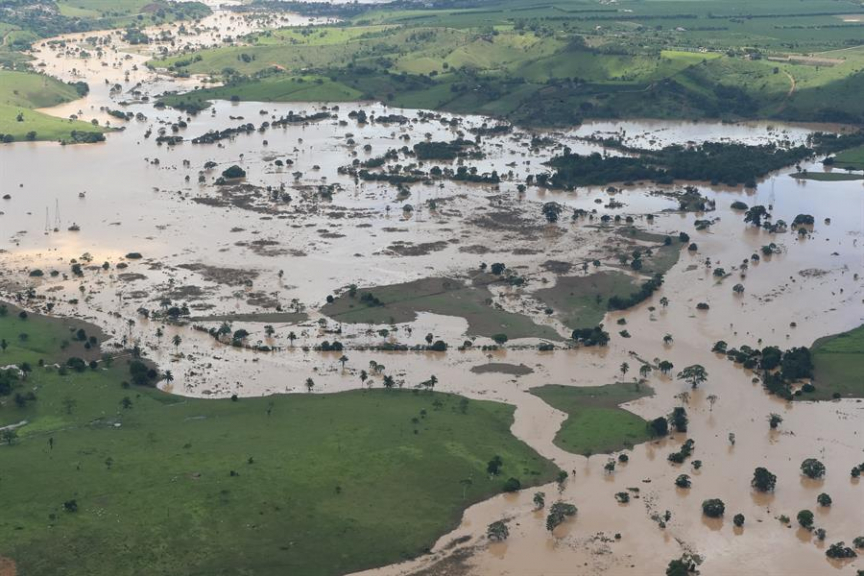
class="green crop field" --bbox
[529,382,653,456]
[810,324,864,400]
[0,305,558,576]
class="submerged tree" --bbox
[546,501,578,532]
[677,365,708,389]
[541,202,564,223]
[487,520,509,542]
[751,467,777,492]
[801,458,826,480]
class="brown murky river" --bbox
[0,3,862,574]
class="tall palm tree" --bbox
[164,370,174,384]
[619,362,629,380]
[659,296,669,308]
[639,364,652,379]
[339,355,348,370]
[305,377,315,393]
[383,375,395,389]
[287,331,297,346]
[172,334,182,348]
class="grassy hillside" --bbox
[0,70,102,142]
[530,382,653,456]
[811,324,864,400]
[0,103,103,142]
[0,70,81,107]
[0,305,558,576]
[152,0,864,126]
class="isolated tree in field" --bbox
[120,396,133,410]
[487,455,503,476]
[359,369,368,388]
[817,493,832,507]
[658,360,674,375]
[382,375,395,389]
[639,364,652,380]
[264,325,275,338]
[619,362,629,380]
[751,467,777,492]
[663,333,673,345]
[659,296,669,308]
[769,413,783,429]
[677,365,708,389]
[2,429,18,445]
[287,331,297,346]
[164,370,174,385]
[541,202,563,223]
[733,513,745,527]
[675,474,691,488]
[305,378,315,393]
[62,396,77,415]
[0,339,7,353]
[339,355,348,370]
[801,458,826,479]
[172,334,182,348]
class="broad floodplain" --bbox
[1,2,863,576]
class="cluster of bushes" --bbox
[542,142,814,188]
[316,340,344,352]
[413,139,478,161]
[128,360,158,387]
[570,325,610,346]
[719,342,814,399]
[608,274,664,311]
[64,131,105,144]
[667,439,695,464]
[192,125,255,145]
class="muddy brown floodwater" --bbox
[0,2,862,575]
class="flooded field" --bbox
[1,3,862,575]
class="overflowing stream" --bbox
[0,3,862,574]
